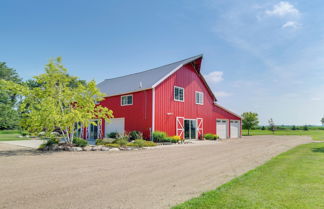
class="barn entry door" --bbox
[176,117,185,139]
[197,118,203,140]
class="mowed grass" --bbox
[243,129,324,140]
[0,130,28,141]
[173,142,324,209]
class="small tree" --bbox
[241,112,259,135]
[321,117,324,126]
[303,125,308,131]
[1,57,113,143]
[292,125,296,130]
[268,118,276,134]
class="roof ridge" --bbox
[101,54,203,82]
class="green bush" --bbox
[21,130,29,136]
[73,137,88,147]
[96,138,115,145]
[127,139,157,147]
[107,132,119,139]
[204,133,218,140]
[153,131,167,142]
[129,130,143,141]
[46,137,60,146]
[104,143,120,148]
[113,138,128,147]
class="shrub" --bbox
[96,138,115,145]
[113,138,128,147]
[46,137,60,145]
[133,139,146,147]
[107,132,119,139]
[303,125,308,131]
[153,131,167,142]
[21,130,29,136]
[204,133,218,140]
[127,139,157,147]
[172,135,181,140]
[73,137,88,147]
[104,143,120,148]
[129,130,143,141]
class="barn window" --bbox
[195,91,204,105]
[121,95,133,106]
[174,86,184,102]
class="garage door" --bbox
[105,118,125,137]
[216,120,228,139]
[230,120,240,138]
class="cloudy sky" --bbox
[1,0,324,125]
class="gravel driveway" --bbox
[0,135,311,209]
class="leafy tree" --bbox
[303,125,308,131]
[1,57,113,143]
[0,62,22,129]
[321,117,324,126]
[292,125,296,130]
[261,126,265,130]
[268,118,276,134]
[241,112,259,135]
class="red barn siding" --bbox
[99,89,152,139]
[154,63,240,138]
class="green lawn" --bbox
[173,142,324,209]
[243,129,324,140]
[0,130,29,141]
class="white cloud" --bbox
[265,1,300,17]
[311,97,321,101]
[282,21,299,29]
[204,71,224,83]
[214,91,231,97]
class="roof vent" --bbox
[139,81,142,88]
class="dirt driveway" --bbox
[0,135,311,209]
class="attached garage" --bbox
[105,118,125,136]
[216,119,228,139]
[230,120,240,138]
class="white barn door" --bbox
[176,117,184,139]
[216,119,228,139]
[105,118,125,137]
[230,120,240,138]
[197,118,203,139]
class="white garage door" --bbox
[216,120,228,139]
[105,118,125,137]
[230,120,240,138]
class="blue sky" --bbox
[1,0,324,125]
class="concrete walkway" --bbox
[0,139,45,149]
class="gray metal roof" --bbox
[97,54,203,96]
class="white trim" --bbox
[121,94,133,106]
[151,55,203,88]
[195,91,204,105]
[103,88,151,98]
[214,103,242,119]
[174,86,185,102]
[152,65,184,88]
[152,88,155,134]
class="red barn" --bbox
[85,55,241,140]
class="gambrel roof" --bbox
[97,54,241,118]
[97,55,205,96]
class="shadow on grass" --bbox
[311,147,324,153]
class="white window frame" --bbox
[174,86,184,102]
[195,91,204,105]
[121,94,133,106]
